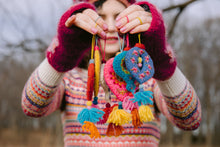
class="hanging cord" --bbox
[91,35,96,59]
[102,37,107,63]
[126,33,129,47]
[138,33,141,44]
[117,33,125,52]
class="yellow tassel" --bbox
[82,121,101,139]
[138,105,154,122]
[94,46,101,97]
[107,106,132,126]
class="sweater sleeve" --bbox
[153,67,201,130]
[21,59,65,117]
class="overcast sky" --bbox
[0,0,220,56]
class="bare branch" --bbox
[5,39,47,53]
[163,0,200,12]
[163,0,201,38]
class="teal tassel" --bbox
[130,85,153,106]
[77,108,104,124]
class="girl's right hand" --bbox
[65,8,108,39]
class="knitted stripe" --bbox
[21,70,64,117]
[154,80,201,130]
[60,68,161,146]
[21,66,201,146]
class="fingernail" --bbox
[115,22,121,28]
[116,16,121,21]
[91,28,98,34]
[103,24,108,30]
[130,29,135,34]
[101,31,106,38]
[120,27,126,33]
[65,18,71,27]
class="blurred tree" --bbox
[1,0,219,146]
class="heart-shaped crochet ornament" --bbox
[125,46,154,84]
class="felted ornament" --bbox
[94,45,101,98]
[77,35,104,138]
[87,59,95,101]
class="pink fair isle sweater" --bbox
[21,59,201,147]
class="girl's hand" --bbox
[115,5,152,34]
[65,8,108,38]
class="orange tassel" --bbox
[87,59,95,101]
[131,108,143,128]
[106,123,124,137]
[82,121,101,139]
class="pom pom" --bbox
[77,108,104,124]
[131,108,142,128]
[87,59,95,101]
[93,97,98,105]
[106,123,124,137]
[138,105,154,122]
[87,101,92,106]
[122,96,138,111]
[135,43,145,49]
[123,47,131,51]
[107,106,132,126]
[82,121,101,139]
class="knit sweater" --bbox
[21,59,201,147]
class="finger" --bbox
[83,9,108,31]
[116,5,144,21]
[129,23,150,34]
[74,13,106,38]
[119,16,151,33]
[116,11,151,29]
[65,15,76,27]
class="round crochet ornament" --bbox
[113,51,136,93]
[104,58,135,101]
[125,45,154,84]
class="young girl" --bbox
[21,0,201,146]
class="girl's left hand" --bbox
[115,5,152,34]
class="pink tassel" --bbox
[122,96,138,111]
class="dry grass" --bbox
[0,128,63,147]
[0,128,215,147]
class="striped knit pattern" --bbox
[163,81,201,130]
[154,80,201,131]
[22,70,64,117]
[22,67,201,147]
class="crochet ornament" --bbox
[104,33,155,131]
[77,33,155,139]
[125,43,154,84]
